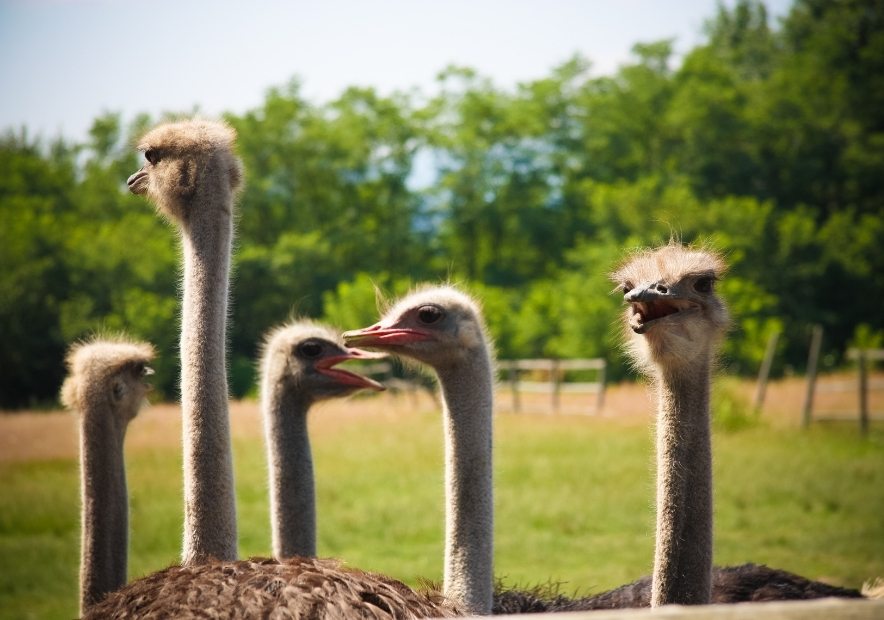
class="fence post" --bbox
[802,325,823,428]
[551,359,561,414]
[753,330,780,413]
[508,363,520,414]
[858,349,869,436]
[596,362,606,413]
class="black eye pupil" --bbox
[145,149,158,165]
[418,306,443,324]
[299,342,323,358]
[622,283,633,295]
[695,278,713,293]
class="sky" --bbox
[1,0,794,144]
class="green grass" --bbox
[1,408,882,619]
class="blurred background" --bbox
[1,0,882,406]
[3,3,883,618]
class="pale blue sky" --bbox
[1,0,794,143]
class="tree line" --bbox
[2,0,882,407]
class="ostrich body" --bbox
[261,321,385,559]
[86,557,461,619]
[60,337,155,614]
[128,119,241,564]
[493,564,863,613]
[344,286,495,616]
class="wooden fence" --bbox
[803,344,884,435]
[497,358,606,415]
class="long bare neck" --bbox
[652,356,713,606]
[262,380,316,558]
[79,407,128,614]
[437,347,494,615]
[179,180,238,564]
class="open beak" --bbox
[342,324,433,348]
[625,288,698,334]
[315,348,387,391]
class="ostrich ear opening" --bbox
[111,377,126,402]
[177,160,198,200]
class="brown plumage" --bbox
[493,564,862,613]
[84,557,462,619]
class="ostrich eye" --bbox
[297,341,324,359]
[622,282,634,295]
[144,149,159,165]
[694,277,714,293]
[417,305,444,324]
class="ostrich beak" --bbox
[315,348,387,391]
[343,324,433,347]
[127,168,149,195]
[625,287,698,334]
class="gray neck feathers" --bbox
[262,377,316,559]
[179,182,238,564]
[79,404,128,614]
[652,356,713,606]
[437,348,495,615]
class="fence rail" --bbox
[804,340,884,435]
[498,358,606,415]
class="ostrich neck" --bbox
[263,383,316,558]
[652,356,713,606]
[180,195,238,564]
[437,348,494,615]
[79,408,128,614]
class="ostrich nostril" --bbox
[653,282,668,294]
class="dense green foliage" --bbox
[2,0,882,406]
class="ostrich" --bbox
[614,242,729,605]
[343,285,495,616]
[60,337,155,614]
[88,120,463,618]
[261,320,385,559]
[127,118,241,564]
[495,244,864,614]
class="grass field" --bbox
[1,376,882,619]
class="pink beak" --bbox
[315,348,387,391]
[342,324,432,347]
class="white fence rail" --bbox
[497,358,606,415]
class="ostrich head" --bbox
[262,322,386,403]
[612,244,729,371]
[127,119,243,222]
[61,338,156,422]
[342,285,489,370]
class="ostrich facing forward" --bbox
[614,243,729,606]
[261,320,385,559]
[496,244,863,614]
[61,337,155,615]
[609,243,864,608]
